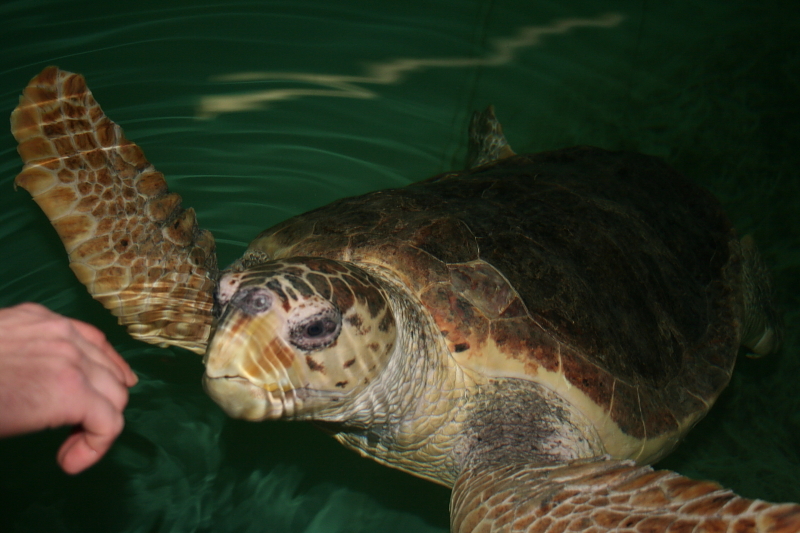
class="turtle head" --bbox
[202,257,397,421]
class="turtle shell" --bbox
[244,146,742,464]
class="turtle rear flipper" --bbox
[12,67,216,354]
[466,105,516,169]
[451,458,800,533]
[740,234,781,356]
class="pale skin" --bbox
[0,302,137,474]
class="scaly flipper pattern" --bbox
[451,459,800,533]
[12,67,217,354]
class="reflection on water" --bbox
[197,13,624,118]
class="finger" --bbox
[65,331,130,389]
[80,396,125,469]
[57,430,100,474]
[52,360,127,472]
[8,305,136,388]
[10,301,53,318]
[56,395,125,474]
[78,358,131,413]
[68,319,138,388]
[43,355,129,430]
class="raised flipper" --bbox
[467,105,516,169]
[451,458,800,533]
[12,67,217,354]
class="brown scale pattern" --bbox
[237,258,392,323]
[12,67,217,353]
[248,145,747,444]
[451,459,800,533]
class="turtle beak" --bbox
[202,306,305,420]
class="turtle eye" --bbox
[231,287,273,315]
[290,308,341,351]
[304,321,328,337]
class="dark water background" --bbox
[0,1,798,532]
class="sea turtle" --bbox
[11,67,800,533]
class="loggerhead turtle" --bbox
[11,67,800,533]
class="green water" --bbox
[0,1,798,531]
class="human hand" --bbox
[0,302,138,474]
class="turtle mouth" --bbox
[202,374,299,421]
[202,374,345,421]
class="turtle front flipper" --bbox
[11,67,217,354]
[451,458,800,533]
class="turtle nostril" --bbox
[231,287,273,315]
